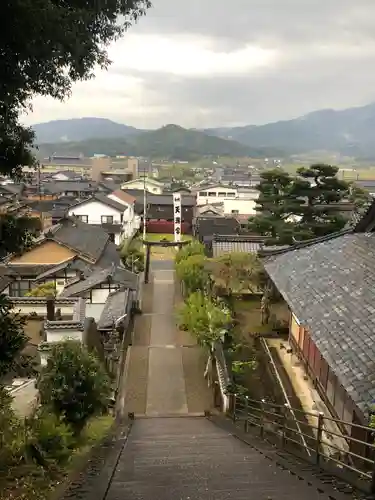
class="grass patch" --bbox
[144,233,192,242]
[0,415,114,500]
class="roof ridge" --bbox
[259,227,353,258]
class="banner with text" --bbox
[173,193,182,242]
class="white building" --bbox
[121,177,164,194]
[194,184,259,216]
[68,191,140,245]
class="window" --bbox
[208,192,216,197]
[231,209,239,214]
[101,215,114,224]
[227,192,236,197]
[77,215,88,223]
[218,192,226,197]
[10,280,32,297]
[199,192,207,196]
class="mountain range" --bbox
[34,122,278,160]
[32,102,375,159]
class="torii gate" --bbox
[142,239,190,284]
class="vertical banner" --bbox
[173,193,181,242]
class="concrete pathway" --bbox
[146,269,188,416]
[122,266,212,416]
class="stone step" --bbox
[122,346,149,415]
[105,417,336,500]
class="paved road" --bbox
[150,259,174,271]
[122,265,211,416]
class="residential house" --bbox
[193,184,259,217]
[49,170,83,181]
[144,193,196,234]
[193,216,240,244]
[121,177,164,195]
[1,217,123,296]
[68,192,138,245]
[107,189,140,237]
[262,200,375,449]
[0,183,24,201]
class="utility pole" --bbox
[142,173,147,242]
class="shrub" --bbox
[175,254,209,295]
[26,281,56,297]
[29,409,74,464]
[120,241,145,273]
[0,386,25,468]
[175,240,205,265]
[0,293,27,378]
[37,340,112,435]
[177,292,232,349]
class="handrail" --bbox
[228,392,375,494]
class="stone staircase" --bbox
[104,416,353,500]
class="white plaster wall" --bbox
[13,303,75,316]
[68,200,123,224]
[121,180,163,194]
[45,329,83,344]
[222,198,257,215]
[90,288,110,304]
[196,187,238,206]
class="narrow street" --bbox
[121,260,212,416]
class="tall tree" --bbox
[296,164,350,238]
[1,0,150,179]
[0,1,150,386]
[248,169,304,244]
[249,165,354,244]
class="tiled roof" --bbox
[60,264,138,298]
[97,288,131,330]
[122,189,196,207]
[49,218,109,262]
[195,217,240,239]
[69,193,126,213]
[94,193,126,211]
[264,232,375,416]
[110,189,136,204]
[212,234,265,257]
[43,181,95,194]
[59,265,117,297]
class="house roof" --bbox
[122,177,163,187]
[69,193,126,213]
[264,232,375,416]
[43,181,95,194]
[212,234,266,257]
[59,264,138,297]
[194,216,240,239]
[43,217,110,263]
[110,189,136,204]
[97,287,131,330]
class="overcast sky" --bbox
[24,0,375,129]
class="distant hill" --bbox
[32,117,142,143]
[203,102,375,158]
[37,124,281,160]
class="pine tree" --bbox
[296,164,350,238]
[248,169,304,244]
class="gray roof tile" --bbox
[97,288,131,330]
[264,232,375,415]
[51,218,109,262]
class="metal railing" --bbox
[228,393,375,494]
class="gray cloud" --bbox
[135,0,375,48]
[112,0,375,126]
[28,0,375,127]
